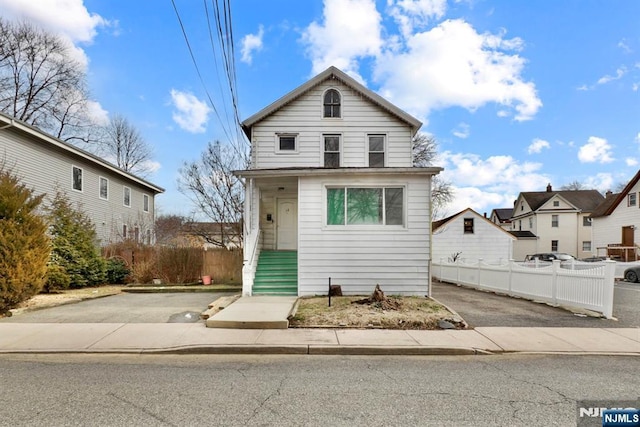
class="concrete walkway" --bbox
[0,323,638,355]
[205,296,298,329]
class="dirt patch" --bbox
[288,295,466,330]
[5,286,124,316]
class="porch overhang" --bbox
[233,166,443,179]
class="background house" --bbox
[489,208,513,230]
[590,169,640,261]
[0,112,163,245]
[509,184,603,259]
[432,208,515,263]
[237,66,441,297]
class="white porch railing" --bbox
[433,258,616,319]
[242,229,262,296]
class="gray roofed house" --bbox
[509,183,604,259]
[0,111,164,245]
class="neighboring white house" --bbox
[432,208,515,264]
[0,111,164,245]
[236,66,442,297]
[590,169,640,261]
[510,184,604,259]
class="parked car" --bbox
[623,265,640,282]
[524,253,575,262]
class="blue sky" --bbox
[1,0,639,218]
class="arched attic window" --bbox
[323,89,341,118]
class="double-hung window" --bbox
[463,218,474,233]
[324,135,340,167]
[123,186,131,207]
[551,214,559,227]
[143,194,150,212]
[327,186,404,226]
[72,166,83,192]
[368,135,385,167]
[629,193,637,207]
[99,177,108,200]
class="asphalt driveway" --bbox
[432,279,640,328]
[0,292,234,324]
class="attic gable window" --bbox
[628,193,637,207]
[323,89,341,118]
[463,218,474,233]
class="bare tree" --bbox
[413,133,453,219]
[0,18,96,143]
[560,180,588,191]
[178,141,245,248]
[154,214,186,246]
[100,114,154,175]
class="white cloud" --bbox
[578,136,614,163]
[139,160,161,174]
[618,39,632,54]
[597,66,627,85]
[625,158,638,167]
[301,0,383,80]
[0,0,108,43]
[527,138,550,154]
[439,151,548,192]
[169,89,211,133]
[241,25,264,65]
[374,19,541,121]
[388,0,447,38]
[452,122,470,138]
[85,100,109,126]
[584,173,614,193]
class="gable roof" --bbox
[590,169,640,218]
[432,207,516,239]
[491,208,513,222]
[513,189,604,216]
[0,111,164,194]
[241,66,423,138]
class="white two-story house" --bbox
[0,111,164,245]
[236,66,442,296]
[510,184,604,259]
[590,169,640,261]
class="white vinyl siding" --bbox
[297,174,431,296]
[432,210,514,264]
[252,79,414,169]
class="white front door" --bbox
[277,198,297,250]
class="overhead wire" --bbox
[170,0,235,146]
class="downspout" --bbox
[428,174,433,297]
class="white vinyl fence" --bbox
[432,258,616,318]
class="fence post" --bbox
[477,258,483,288]
[602,260,616,319]
[508,259,514,295]
[551,259,560,306]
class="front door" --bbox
[277,198,297,250]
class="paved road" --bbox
[0,292,233,323]
[0,353,638,426]
[432,280,640,328]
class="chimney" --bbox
[484,212,487,218]
[546,183,552,192]
[606,190,613,198]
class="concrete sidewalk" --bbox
[0,323,638,355]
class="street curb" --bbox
[123,286,241,293]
